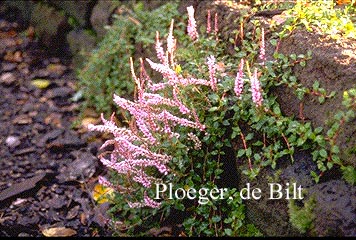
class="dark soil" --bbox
[0,19,111,237]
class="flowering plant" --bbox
[86,3,350,236]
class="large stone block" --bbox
[90,0,121,40]
[30,3,71,52]
[48,0,96,28]
[0,0,34,26]
[66,29,96,68]
[276,29,356,167]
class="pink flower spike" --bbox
[207,10,211,34]
[250,68,263,107]
[207,55,217,91]
[144,192,161,208]
[187,6,199,41]
[259,28,266,65]
[167,19,176,57]
[234,58,244,99]
[155,31,167,65]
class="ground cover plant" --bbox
[83,0,356,236]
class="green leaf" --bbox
[319,149,328,158]
[318,96,325,104]
[341,166,356,185]
[312,81,320,90]
[245,133,254,141]
[246,148,252,157]
[314,127,323,134]
[310,171,320,183]
[224,228,233,236]
[331,145,339,154]
[212,215,221,223]
[327,162,333,169]
[273,105,281,115]
[237,149,245,157]
[208,106,219,112]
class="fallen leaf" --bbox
[46,63,66,76]
[31,79,51,89]
[81,117,99,128]
[12,114,32,125]
[42,227,77,237]
[92,184,114,204]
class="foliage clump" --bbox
[77,2,184,115]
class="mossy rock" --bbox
[30,3,71,52]
[275,29,356,168]
[49,0,96,28]
[66,29,96,69]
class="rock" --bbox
[50,1,95,28]
[0,72,16,85]
[46,63,67,78]
[56,150,98,183]
[90,0,121,40]
[47,194,67,209]
[29,3,71,52]
[14,147,36,156]
[17,215,40,226]
[4,51,23,63]
[275,29,356,167]
[36,129,64,147]
[47,133,86,151]
[12,114,32,125]
[307,180,356,236]
[66,205,80,220]
[66,29,96,68]
[238,151,316,236]
[1,62,17,72]
[5,136,21,148]
[0,173,46,202]
[46,87,73,99]
[30,69,49,79]
[0,0,34,26]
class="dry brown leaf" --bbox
[81,117,99,129]
[13,115,32,125]
[42,227,77,237]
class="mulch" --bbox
[0,19,112,237]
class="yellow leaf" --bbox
[174,64,182,74]
[92,184,114,204]
[31,79,51,89]
[42,227,77,237]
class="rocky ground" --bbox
[0,19,112,237]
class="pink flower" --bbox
[207,10,211,34]
[250,68,263,107]
[187,6,199,41]
[142,92,178,107]
[144,192,161,208]
[207,55,217,91]
[234,58,244,99]
[146,58,176,78]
